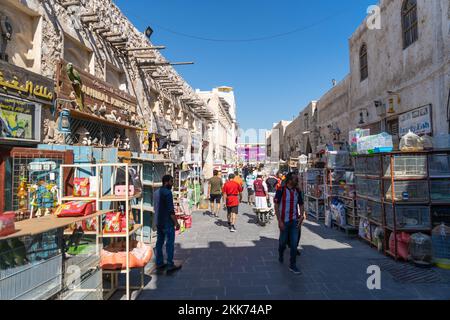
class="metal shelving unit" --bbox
[303,168,326,221]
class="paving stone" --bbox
[134,202,450,300]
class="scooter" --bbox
[253,205,274,226]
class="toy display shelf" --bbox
[59,163,145,301]
[0,210,110,241]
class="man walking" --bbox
[266,172,279,209]
[154,175,182,273]
[253,174,269,210]
[222,173,243,232]
[208,170,223,218]
[245,170,256,206]
[274,173,304,275]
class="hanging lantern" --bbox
[388,97,396,114]
[58,109,71,133]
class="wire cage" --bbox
[368,201,383,223]
[409,233,433,265]
[0,229,63,300]
[431,206,450,228]
[383,154,428,177]
[430,180,450,202]
[385,205,431,230]
[8,149,71,218]
[65,118,125,146]
[428,153,450,177]
[384,180,429,203]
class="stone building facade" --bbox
[1,0,214,163]
[279,0,450,162]
[196,87,238,179]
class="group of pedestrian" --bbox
[153,169,306,277]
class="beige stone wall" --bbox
[3,0,210,155]
[348,0,450,136]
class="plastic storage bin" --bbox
[385,205,431,230]
[429,154,450,177]
[383,155,427,177]
[430,180,450,202]
[384,180,429,203]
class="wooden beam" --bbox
[126,46,166,51]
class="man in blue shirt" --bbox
[154,175,181,273]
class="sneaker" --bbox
[278,255,284,264]
[166,264,182,273]
[296,249,302,256]
[156,263,167,271]
[230,225,236,232]
[289,266,302,275]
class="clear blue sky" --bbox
[116,0,375,137]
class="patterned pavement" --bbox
[131,201,450,300]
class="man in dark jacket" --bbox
[155,175,182,273]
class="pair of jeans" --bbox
[155,222,175,267]
[279,220,300,268]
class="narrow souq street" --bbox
[1,0,450,307]
[125,196,450,301]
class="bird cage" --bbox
[432,224,450,270]
[409,233,433,266]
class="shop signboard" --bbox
[398,104,432,137]
[0,59,54,105]
[0,94,41,143]
[56,59,138,120]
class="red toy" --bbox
[56,201,96,217]
[0,212,16,237]
[73,178,90,197]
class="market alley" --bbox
[135,201,450,300]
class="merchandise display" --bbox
[100,240,152,270]
[55,201,96,217]
[357,132,394,154]
[400,131,424,152]
[0,212,15,237]
[354,150,450,261]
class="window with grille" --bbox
[402,0,418,49]
[360,44,368,81]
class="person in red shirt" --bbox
[222,173,243,232]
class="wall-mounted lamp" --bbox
[58,109,71,133]
[387,91,401,114]
[374,100,386,117]
[359,108,369,125]
[145,26,153,39]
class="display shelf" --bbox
[353,150,450,261]
[0,210,110,240]
[98,224,143,238]
[60,196,97,201]
[131,204,154,212]
[59,163,145,301]
[70,109,142,131]
[142,181,163,187]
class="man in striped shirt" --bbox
[274,173,304,274]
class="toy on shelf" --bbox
[55,200,96,218]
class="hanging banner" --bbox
[0,94,41,142]
[398,104,432,137]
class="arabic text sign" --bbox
[0,59,54,102]
[399,104,432,137]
